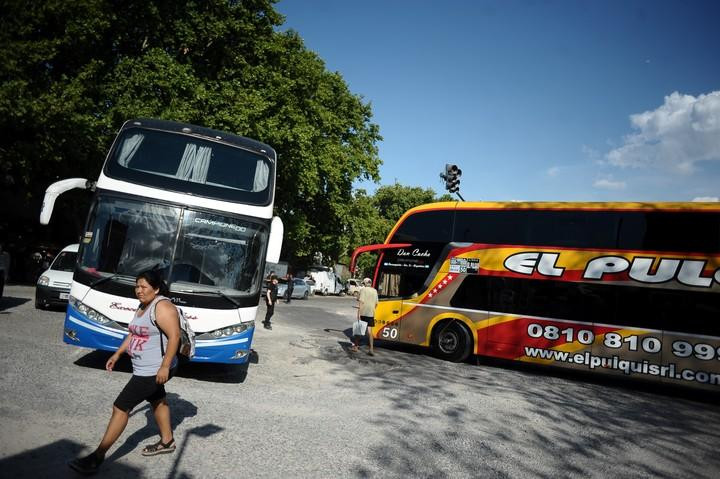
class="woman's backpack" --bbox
[175,307,196,359]
[151,298,196,360]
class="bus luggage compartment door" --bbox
[373,299,402,342]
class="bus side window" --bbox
[619,211,720,253]
[378,272,401,298]
[449,275,490,311]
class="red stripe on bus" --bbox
[480,318,621,358]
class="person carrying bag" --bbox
[351,278,378,355]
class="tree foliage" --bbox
[0,0,381,265]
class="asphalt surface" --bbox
[1,285,719,478]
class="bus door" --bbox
[374,269,428,345]
[350,243,410,343]
[374,270,404,342]
[375,249,438,346]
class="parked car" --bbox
[35,243,78,309]
[277,278,311,300]
[346,278,363,297]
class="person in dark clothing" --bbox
[263,274,278,330]
[285,273,294,303]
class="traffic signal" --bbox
[444,164,462,193]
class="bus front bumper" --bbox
[192,325,256,364]
[63,307,127,352]
[63,305,255,364]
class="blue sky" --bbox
[276,0,720,202]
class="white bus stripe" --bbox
[67,316,126,339]
[196,337,249,347]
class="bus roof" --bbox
[121,118,276,159]
[407,201,720,213]
[386,201,720,243]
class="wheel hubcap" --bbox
[439,331,459,353]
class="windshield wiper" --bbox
[89,272,131,288]
[174,288,241,308]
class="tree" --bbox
[0,0,381,269]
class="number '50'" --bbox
[382,327,398,339]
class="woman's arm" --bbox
[106,333,132,371]
[155,300,181,384]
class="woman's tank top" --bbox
[127,295,177,376]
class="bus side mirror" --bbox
[39,178,94,225]
[266,216,283,263]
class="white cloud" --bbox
[546,166,560,177]
[593,178,626,190]
[692,196,719,202]
[606,91,720,173]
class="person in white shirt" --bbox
[354,277,379,356]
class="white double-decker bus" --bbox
[40,119,283,364]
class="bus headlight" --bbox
[199,321,254,340]
[70,297,114,326]
[37,276,49,286]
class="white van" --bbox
[35,244,79,309]
[308,269,345,296]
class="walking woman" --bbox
[69,270,181,475]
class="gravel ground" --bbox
[1,285,719,478]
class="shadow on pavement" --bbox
[317,342,720,479]
[106,393,198,463]
[74,350,251,383]
[0,295,31,312]
[168,424,224,479]
[0,438,141,478]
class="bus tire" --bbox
[432,320,472,362]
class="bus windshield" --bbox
[104,127,273,205]
[79,196,267,295]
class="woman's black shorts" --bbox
[114,369,175,412]
[360,315,375,327]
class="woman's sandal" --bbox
[141,438,176,456]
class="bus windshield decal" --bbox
[184,233,247,246]
[193,217,247,232]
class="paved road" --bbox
[1,285,719,478]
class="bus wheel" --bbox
[433,320,472,362]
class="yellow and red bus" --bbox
[351,201,720,390]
